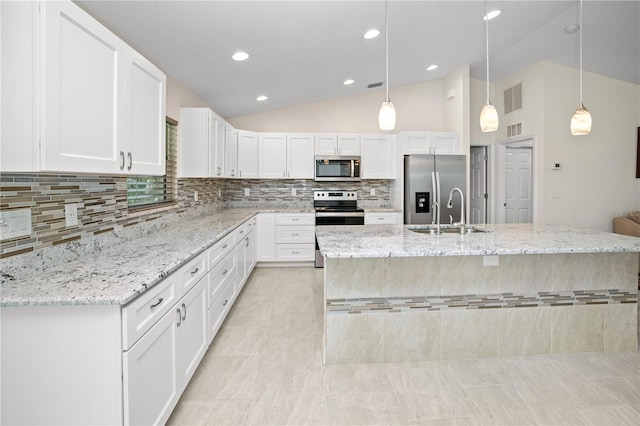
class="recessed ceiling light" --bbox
[363,29,380,39]
[256,95,268,101]
[232,51,249,61]
[426,64,438,71]
[344,79,355,85]
[482,10,501,21]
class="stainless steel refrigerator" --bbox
[404,155,466,225]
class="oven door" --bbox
[315,212,364,267]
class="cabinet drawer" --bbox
[179,252,208,296]
[235,218,255,240]
[275,226,315,243]
[275,243,315,261]
[208,232,235,269]
[209,250,236,306]
[275,213,315,226]
[209,279,235,342]
[364,212,399,225]
[122,274,179,350]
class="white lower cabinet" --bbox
[256,213,276,261]
[175,280,209,395]
[123,306,178,426]
[256,212,315,262]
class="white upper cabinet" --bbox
[259,133,287,178]
[237,130,259,178]
[2,0,166,175]
[1,1,39,172]
[286,134,314,178]
[259,133,314,179]
[225,124,238,178]
[314,134,360,156]
[41,0,127,174]
[179,108,226,178]
[125,48,166,175]
[361,134,395,179]
[337,135,361,156]
[210,112,226,177]
[400,131,461,155]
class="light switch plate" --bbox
[244,188,250,196]
[292,188,297,196]
[194,190,199,202]
[0,208,32,240]
[370,188,376,196]
[65,204,78,227]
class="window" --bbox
[127,118,178,209]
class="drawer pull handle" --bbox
[239,230,244,234]
[222,299,228,306]
[181,303,187,321]
[291,218,299,221]
[150,298,164,309]
[222,244,228,249]
[291,233,299,236]
[176,309,182,327]
[292,251,299,254]
[191,267,199,275]
[377,217,385,220]
[222,269,228,275]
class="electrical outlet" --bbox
[244,188,250,197]
[370,188,376,196]
[194,190,199,202]
[483,255,499,266]
[218,189,222,197]
[65,203,78,227]
[0,208,32,239]
[292,188,297,196]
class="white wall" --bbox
[487,60,639,231]
[166,75,208,121]
[228,81,444,133]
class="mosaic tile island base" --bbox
[315,223,640,365]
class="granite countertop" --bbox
[0,207,314,308]
[315,223,640,258]
[363,207,402,212]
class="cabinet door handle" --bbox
[239,170,242,177]
[150,298,164,309]
[245,237,249,247]
[190,267,200,275]
[222,269,228,275]
[222,299,228,307]
[119,151,125,170]
[176,308,182,327]
[181,303,187,321]
[127,152,133,171]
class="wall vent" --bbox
[368,82,383,89]
[504,83,523,114]
[506,122,522,137]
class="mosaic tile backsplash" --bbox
[0,174,391,259]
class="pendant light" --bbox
[378,0,396,130]
[570,0,592,135]
[479,1,498,132]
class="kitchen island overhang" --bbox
[316,224,640,365]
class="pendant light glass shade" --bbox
[378,0,395,130]
[479,0,498,133]
[379,100,396,130]
[570,0,591,135]
[570,103,592,135]
[480,102,499,132]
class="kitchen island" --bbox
[315,223,640,365]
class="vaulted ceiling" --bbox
[76,1,640,119]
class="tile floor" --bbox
[168,267,640,425]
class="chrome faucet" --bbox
[447,187,465,234]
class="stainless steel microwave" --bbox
[314,156,361,181]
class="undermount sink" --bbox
[409,225,489,235]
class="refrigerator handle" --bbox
[431,171,438,225]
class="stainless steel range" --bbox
[314,190,364,267]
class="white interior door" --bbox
[504,147,533,223]
[470,146,488,224]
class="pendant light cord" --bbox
[385,0,389,102]
[485,0,490,103]
[579,0,583,106]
